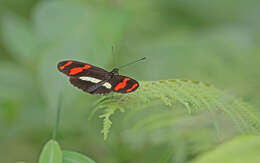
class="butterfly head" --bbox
[111,68,119,75]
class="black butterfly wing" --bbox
[58,60,139,94]
[57,60,108,79]
[69,78,112,94]
[109,75,139,93]
[69,75,139,94]
[58,60,111,94]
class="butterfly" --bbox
[57,59,144,94]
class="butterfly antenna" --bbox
[118,57,146,69]
[112,45,116,67]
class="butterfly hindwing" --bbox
[69,78,112,94]
[110,75,139,93]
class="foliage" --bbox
[191,135,260,163]
[38,140,95,163]
[63,151,96,163]
[95,79,260,140]
[39,140,62,163]
[1,0,260,163]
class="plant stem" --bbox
[52,92,63,140]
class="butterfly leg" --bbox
[87,79,110,93]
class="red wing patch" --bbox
[126,83,139,92]
[57,60,108,77]
[69,64,92,75]
[114,78,131,91]
[111,75,139,93]
[59,61,73,70]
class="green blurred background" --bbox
[0,0,260,163]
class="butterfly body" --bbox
[57,60,139,94]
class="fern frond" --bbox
[95,79,260,139]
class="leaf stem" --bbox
[52,92,63,140]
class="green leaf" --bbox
[63,151,96,163]
[38,140,62,163]
[191,135,260,163]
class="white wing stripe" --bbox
[79,76,101,83]
[79,76,112,89]
[103,82,112,89]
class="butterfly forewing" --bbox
[58,60,108,78]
